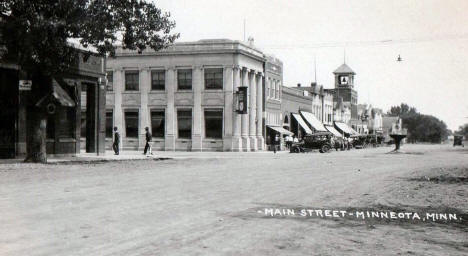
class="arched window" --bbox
[284,115,289,124]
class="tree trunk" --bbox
[24,107,47,163]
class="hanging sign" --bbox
[236,86,248,114]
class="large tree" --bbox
[456,123,468,137]
[0,0,179,163]
[387,103,449,143]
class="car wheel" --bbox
[292,147,300,153]
[321,145,330,153]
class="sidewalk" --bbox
[1,149,289,164]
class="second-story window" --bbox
[151,70,165,90]
[106,71,113,91]
[177,69,192,90]
[204,68,223,89]
[125,71,139,91]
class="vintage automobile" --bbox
[351,135,368,149]
[290,132,333,153]
[453,135,464,147]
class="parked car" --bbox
[290,132,333,153]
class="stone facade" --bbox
[106,39,266,152]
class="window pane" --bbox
[80,111,86,138]
[177,109,192,138]
[151,70,165,90]
[106,71,113,91]
[125,71,139,91]
[47,115,55,139]
[205,68,223,89]
[205,109,223,139]
[177,69,192,90]
[105,111,113,138]
[125,111,139,138]
[151,110,165,138]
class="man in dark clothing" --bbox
[273,134,280,153]
[112,126,120,155]
[143,127,153,155]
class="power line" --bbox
[258,33,468,50]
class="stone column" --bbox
[192,66,203,151]
[232,66,242,151]
[256,73,264,150]
[165,67,176,151]
[139,68,150,150]
[223,65,233,151]
[241,68,250,151]
[249,70,257,151]
[113,68,124,150]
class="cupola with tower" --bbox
[332,63,358,119]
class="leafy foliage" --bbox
[456,123,468,137]
[0,0,179,76]
[387,103,448,143]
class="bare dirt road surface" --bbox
[1,144,467,256]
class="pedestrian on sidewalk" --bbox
[143,127,153,155]
[113,127,120,155]
[285,134,292,149]
[273,134,280,153]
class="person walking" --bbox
[112,126,120,155]
[273,134,280,153]
[285,135,292,149]
[143,127,153,155]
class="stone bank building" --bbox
[106,39,268,151]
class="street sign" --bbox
[19,80,32,91]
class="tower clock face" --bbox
[339,75,349,85]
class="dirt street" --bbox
[0,144,467,256]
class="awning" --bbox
[325,125,343,138]
[36,79,76,107]
[292,113,313,134]
[299,111,327,132]
[267,125,294,136]
[334,122,358,136]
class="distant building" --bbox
[264,55,287,149]
[281,85,314,140]
[294,82,334,125]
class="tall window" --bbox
[204,68,223,89]
[177,69,192,90]
[177,109,192,139]
[266,82,269,99]
[205,109,223,139]
[106,71,113,91]
[125,71,139,91]
[80,111,86,138]
[151,70,165,90]
[151,110,165,138]
[270,81,274,98]
[105,110,113,138]
[124,110,139,138]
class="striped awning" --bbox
[267,125,294,136]
[325,125,343,138]
[299,111,327,132]
[292,113,313,134]
[334,122,358,136]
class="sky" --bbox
[152,0,468,130]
